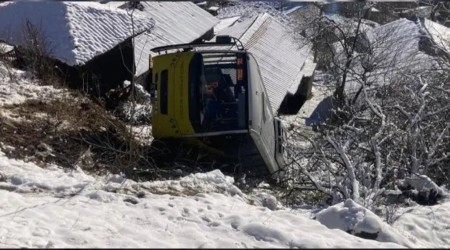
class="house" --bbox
[0,1,154,96]
[0,1,219,97]
[213,13,317,115]
[340,17,440,98]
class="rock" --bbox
[315,199,414,247]
[401,175,444,205]
[262,195,278,211]
[123,196,139,205]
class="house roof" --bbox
[343,18,437,95]
[132,1,219,77]
[0,1,154,66]
[214,16,241,34]
[99,1,128,9]
[362,18,422,73]
[0,42,14,53]
[214,13,316,114]
[422,18,450,54]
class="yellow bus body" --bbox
[151,52,195,138]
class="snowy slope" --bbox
[0,150,408,248]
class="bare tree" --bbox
[279,2,449,210]
[16,19,56,83]
[422,0,450,26]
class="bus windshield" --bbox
[189,52,248,134]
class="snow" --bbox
[393,201,450,248]
[209,6,220,12]
[340,18,437,95]
[196,1,207,7]
[404,175,445,197]
[0,150,411,248]
[99,1,127,9]
[0,42,14,53]
[286,0,417,1]
[0,63,68,106]
[0,1,154,66]
[284,5,304,15]
[315,199,417,247]
[214,16,241,34]
[288,71,335,127]
[423,18,450,54]
[218,1,289,24]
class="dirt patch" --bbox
[0,94,168,180]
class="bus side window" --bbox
[160,70,168,115]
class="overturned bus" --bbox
[148,36,286,176]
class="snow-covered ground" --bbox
[0,149,445,249]
[1,60,450,248]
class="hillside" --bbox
[1,0,450,248]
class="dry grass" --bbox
[0,91,165,180]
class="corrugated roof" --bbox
[216,14,315,114]
[133,1,219,77]
[0,1,154,66]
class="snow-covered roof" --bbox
[214,16,241,34]
[133,2,219,77]
[283,5,304,15]
[423,18,450,54]
[0,1,154,66]
[344,18,437,95]
[0,42,14,53]
[367,18,422,66]
[215,13,316,114]
[195,1,208,7]
[325,14,379,36]
[99,1,127,9]
[217,2,291,25]
[208,6,220,12]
